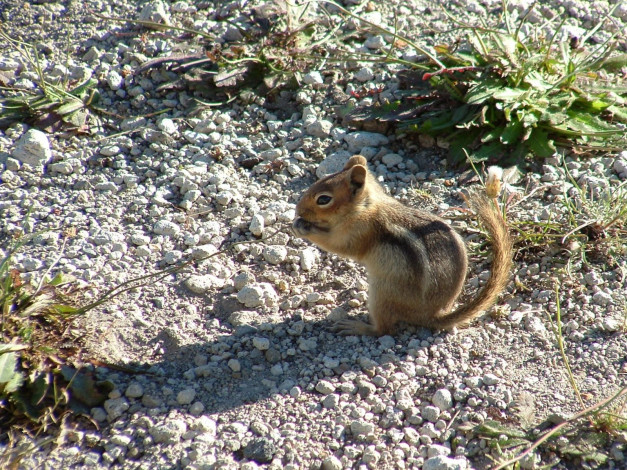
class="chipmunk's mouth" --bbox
[292,217,329,236]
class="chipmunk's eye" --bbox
[316,194,333,206]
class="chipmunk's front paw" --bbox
[332,318,377,336]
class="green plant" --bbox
[0,229,111,445]
[560,170,627,249]
[91,2,335,103]
[0,31,100,131]
[336,0,627,165]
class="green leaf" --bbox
[0,343,27,354]
[607,105,627,123]
[527,128,556,157]
[48,272,76,287]
[55,100,84,116]
[0,351,18,383]
[492,88,528,101]
[448,128,481,164]
[465,81,501,105]
[475,420,529,439]
[481,126,504,143]
[470,140,506,162]
[30,371,49,406]
[49,304,80,315]
[600,54,627,72]
[500,119,524,144]
[5,369,24,393]
[61,365,108,408]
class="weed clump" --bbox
[340,1,627,165]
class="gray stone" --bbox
[299,247,319,271]
[242,438,276,464]
[423,456,467,470]
[253,337,270,351]
[125,383,144,398]
[12,129,52,168]
[316,150,352,178]
[149,419,187,444]
[177,388,196,405]
[138,0,171,28]
[262,245,287,265]
[315,380,336,395]
[103,397,129,420]
[344,131,389,152]
[237,283,278,307]
[250,214,265,236]
[303,71,323,85]
[153,219,180,236]
[432,388,453,411]
[306,119,333,137]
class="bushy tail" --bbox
[435,192,513,329]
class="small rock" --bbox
[228,359,241,372]
[184,275,223,294]
[299,247,319,271]
[432,389,453,411]
[250,214,265,236]
[243,438,276,464]
[315,380,336,395]
[592,291,612,306]
[378,335,395,349]
[584,271,604,286]
[423,455,467,470]
[105,70,123,90]
[354,67,374,82]
[138,0,171,29]
[177,388,196,405]
[422,405,441,423]
[306,119,333,138]
[381,153,403,167]
[150,419,187,444]
[322,394,340,409]
[193,416,217,434]
[316,150,352,178]
[253,337,270,351]
[237,283,278,308]
[103,397,129,420]
[428,444,451,458]
[303,71,323,85]
[344,131,389,152]
[189,401,205,416]
[125,383,144,399]
[12,129,52,168]
[262,245,287,265]
[364,35,386,50]
[350,420,375,438]
[321,455,342,470]
[483,374,499,386]
[153,220,180,236]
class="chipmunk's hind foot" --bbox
[332,318,395,336]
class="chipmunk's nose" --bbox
[292,217,312,233]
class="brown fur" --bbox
[292,155,513,336]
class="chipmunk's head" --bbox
[293,155,370,249]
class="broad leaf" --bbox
[0,351,18,383]
[527,128,556,157]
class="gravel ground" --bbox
[1,0,626,469]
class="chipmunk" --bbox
[292,155,512,336]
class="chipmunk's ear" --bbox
[348,164,367,195]
[343,155,368,170]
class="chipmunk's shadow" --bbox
[104,296,441,416]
